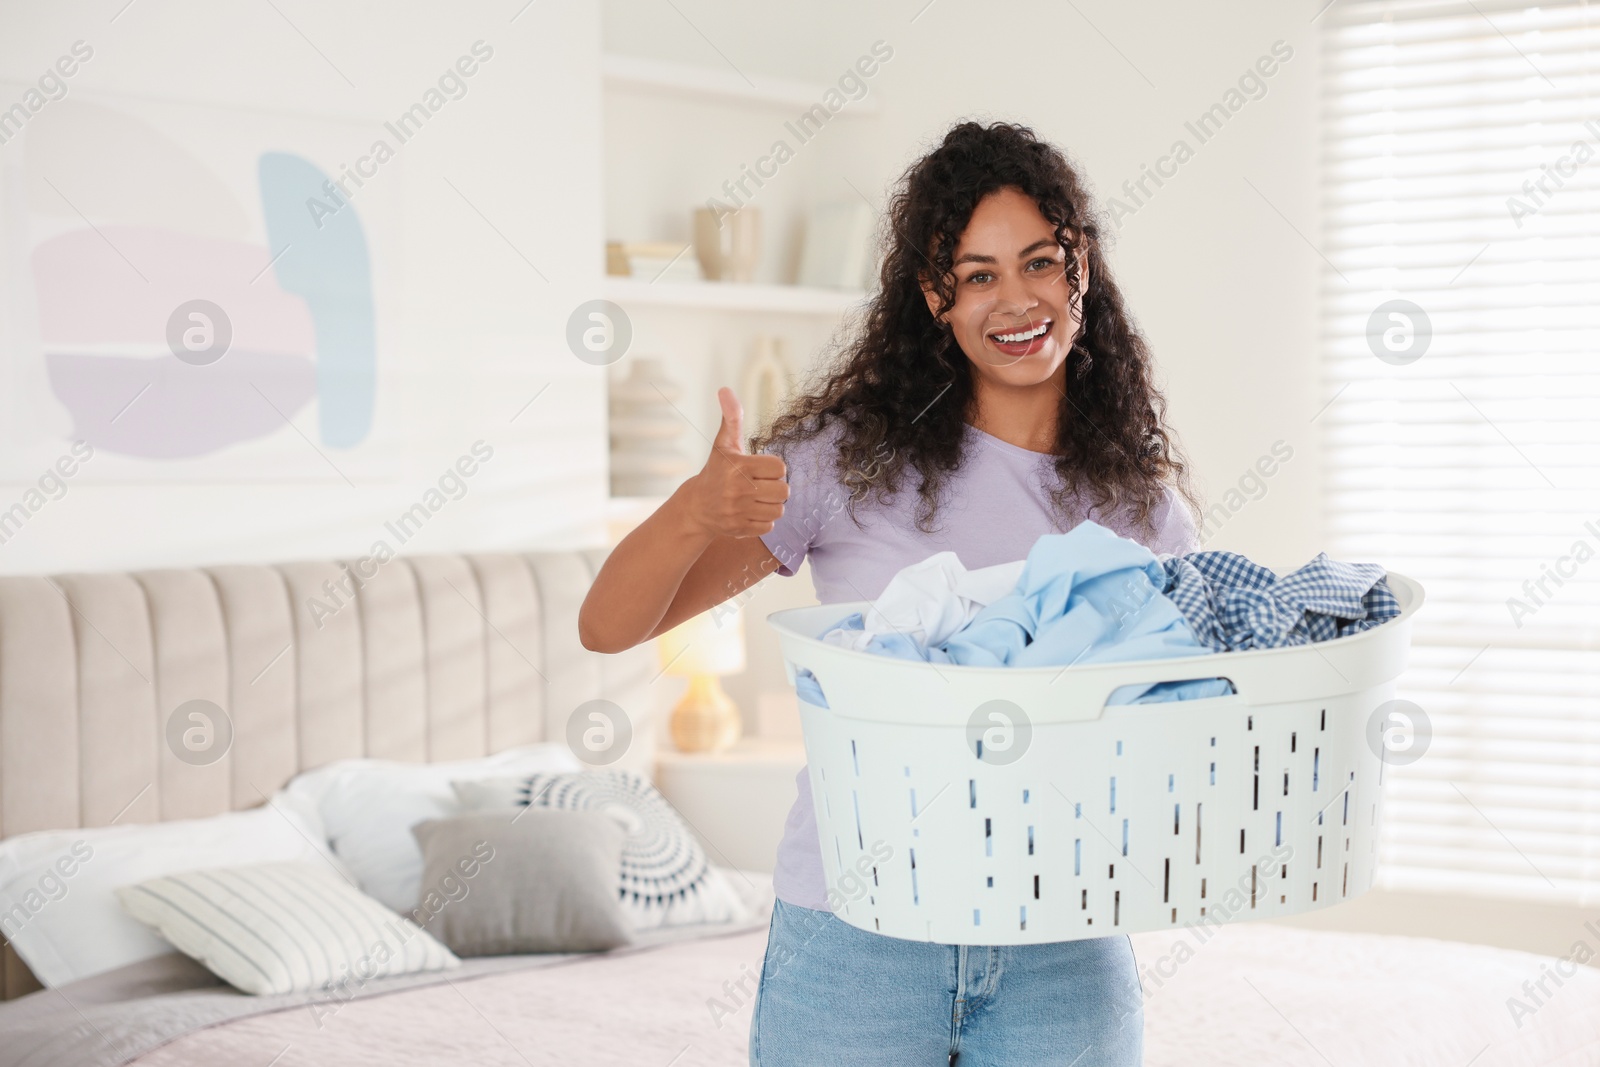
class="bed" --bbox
[0,549,1596,1066]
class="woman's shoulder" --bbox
[1085,482,1200,557]
[1146,483,1201,556]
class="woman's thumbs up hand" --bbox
[682,387,789,538]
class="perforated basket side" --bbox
[799,683,1393,945]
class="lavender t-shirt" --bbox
[756,420,1201,912]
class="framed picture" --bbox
[0,89,412,484]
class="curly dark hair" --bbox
[750,120,1200,539]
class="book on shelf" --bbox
[605,241,703,283]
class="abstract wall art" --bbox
[1,92,396,482]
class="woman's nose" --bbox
[990,273,1036,322]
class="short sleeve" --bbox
[756,429,839,578]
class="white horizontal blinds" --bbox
[1321,0,1600,905]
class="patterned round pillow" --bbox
[514,770,750,930]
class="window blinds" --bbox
[1321,0,1600,905]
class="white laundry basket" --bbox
[766,572,1423,946]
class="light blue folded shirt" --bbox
[801,521,1233,707]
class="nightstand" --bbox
[653,738,807,874]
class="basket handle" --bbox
[784,640,1362,724]
[995,654,1253,717]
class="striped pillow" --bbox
[116,861,459,996]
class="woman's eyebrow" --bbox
[952,239,1059,267]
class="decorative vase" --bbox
[609,358,694,497]
[741,335,793,438]
[693,206,761,283]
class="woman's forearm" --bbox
[580,387,788,654]
[578,483,712,654]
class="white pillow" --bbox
[282,744,581,913]
[118,861,459,995]
[454,769,753,932]
[0,798,343,987]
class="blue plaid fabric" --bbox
[1159,550,1400,652]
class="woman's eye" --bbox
[964,272,992,285]
[1027,257,1060,271]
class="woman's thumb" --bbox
[713,387,745,455]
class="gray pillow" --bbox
[409,810,634,956]
[452,771,753,931]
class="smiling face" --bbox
[922,185,1089,389]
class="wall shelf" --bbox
[601,276,868,316]
[598,45,885,543]
[601,53,880,116]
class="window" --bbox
[1322,0,1600,905]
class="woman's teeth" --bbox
[992,322,1049,344]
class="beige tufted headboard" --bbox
[0,548,657,999]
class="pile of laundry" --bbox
[794,520,1400,709]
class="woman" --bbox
[579,120,1202,1066]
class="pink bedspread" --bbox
[131,916,1600,1066]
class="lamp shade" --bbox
[658,606,746,677]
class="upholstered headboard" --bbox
[0,548,656,999]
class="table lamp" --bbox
[658,607,746,753]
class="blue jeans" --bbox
[750,898,1144,1066]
